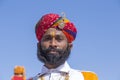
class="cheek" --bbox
[58,41,68,50]
[41,42,49,50]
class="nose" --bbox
[49,38,57,48]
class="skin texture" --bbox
[37,28,73,69]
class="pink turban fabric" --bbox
[35,13,77,43]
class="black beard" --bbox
[37,44,71,68]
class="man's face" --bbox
[37,28,72,68]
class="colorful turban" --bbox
[35,13,77,43]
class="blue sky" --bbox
[0,0,120,80]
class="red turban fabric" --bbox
[35,13,77,43]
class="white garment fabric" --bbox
[32,62,84,80]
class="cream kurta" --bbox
[31,62,84,80]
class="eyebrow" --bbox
[44,34,63,37]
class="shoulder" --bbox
[27,77,33,80]
[68,69,84,80]
[27,73,41,80]
[69,69,98,80]
[27,76,38,80]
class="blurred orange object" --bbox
[81,71,98,80]
[11,66,26,80]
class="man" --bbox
[28,13,98,80]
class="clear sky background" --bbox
[0,0,120,80]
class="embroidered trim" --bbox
[39,73,69,80]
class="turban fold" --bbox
[35,13,77,43]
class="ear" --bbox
[68,43,73,50]
[37,42,41,48]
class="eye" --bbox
[55,36,64,41]
[42,36,52,41]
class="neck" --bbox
[45,62,65,69]
[44,64,59,69]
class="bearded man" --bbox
[28,13,98,80]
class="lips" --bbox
[48,49,58,54]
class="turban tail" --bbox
[35,13,77,43]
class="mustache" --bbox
[42,47,63,53]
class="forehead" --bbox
[43,28,66,37]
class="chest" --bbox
[36,72,84,80]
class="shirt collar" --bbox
[40,61,71,75]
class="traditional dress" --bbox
[30,13,98,80]
[35,13,77,43]
[28,62,98,80]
